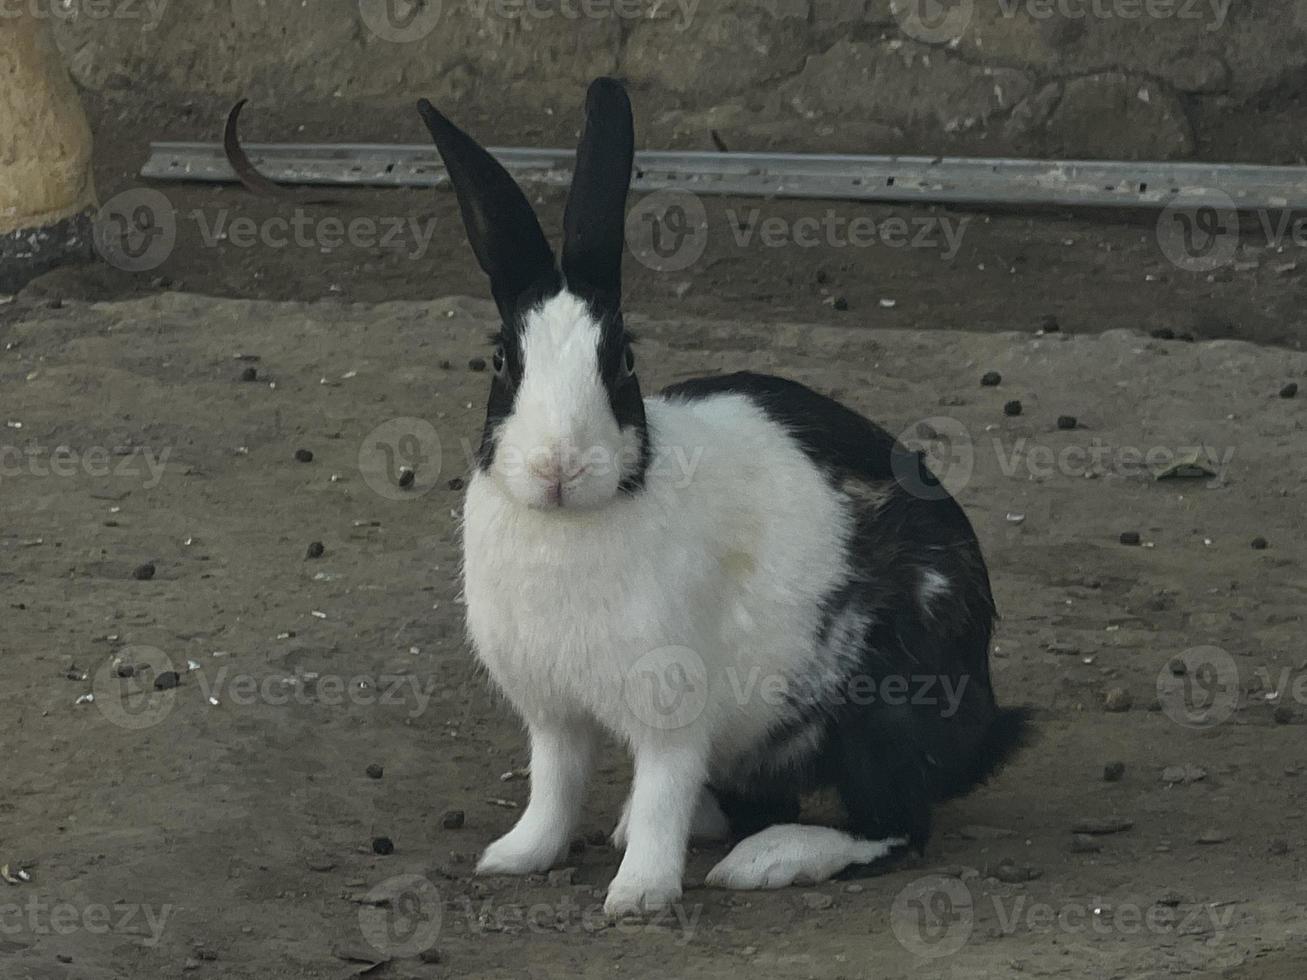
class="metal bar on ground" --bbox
[140,141,1307,210]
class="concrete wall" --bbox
[48,0,1307,160]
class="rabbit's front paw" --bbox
[476,827,567,876]
[603,871,682,916]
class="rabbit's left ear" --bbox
[418,98,558,320]
[562,77,635,312]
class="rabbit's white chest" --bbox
[460,394,854,757]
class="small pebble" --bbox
[306,541,325,559]
[1273,705,1295,725]
[1119,531,1141,546]
[398,469,416,489]
[371,836,395,855]
[1280,382,1298,399]
[294,448,314,463]
[801,892,834,911]
[116,663,136,679]
[980,371,1002,387]
[994,859,1041,883]
[1039,314,1060,332]
[447,477,465,492]
[468,357,487,372]
[1162,764,1206,785]
[1168,656,1187,676]
[1251,536,1268,550]
[439,360,453,370]
[1103,761,1126,782]
[1056,415,1077,430]
[239,366,258,382]
[441,809,465,830]
[1195,828,1229,845]
[132,562,156,581]
[1003,400,1023,417]
[366,763,384,779]
[1072,817,1134,835]
[154,671,180,691]
[831,296,849,311]
[1070,834,1102,854]
[419,949,443,964]
[1103,687,1133,712]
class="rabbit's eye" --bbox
[492,345,506,377]
[621,344,636,377]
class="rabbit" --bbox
[417,77,1027,916]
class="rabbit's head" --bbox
[419,78,649,511]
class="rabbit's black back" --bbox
[663,372,1027,851]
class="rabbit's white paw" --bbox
[604,871,682,916]
[476,827,568,876]
[705,824,905,890]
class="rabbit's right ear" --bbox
[418,99,557,317]
[562,77,635,311]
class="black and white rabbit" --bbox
[417,78,1026,915]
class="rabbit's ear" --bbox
[417,99,557,317]
[562,77,635,310]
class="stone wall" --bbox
[47,0,1307,160]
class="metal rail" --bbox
[141,141,1307,209]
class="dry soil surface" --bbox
[1,293,1305,979]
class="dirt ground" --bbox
[2,287,1305,979]
[2,96,1307,980]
